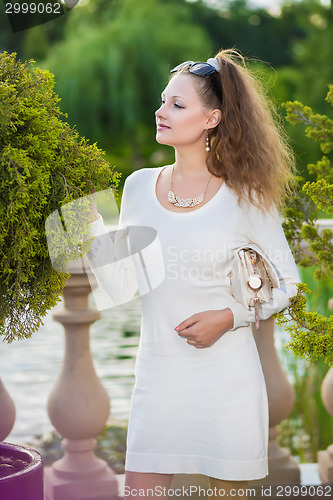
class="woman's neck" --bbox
[174,147,209,180]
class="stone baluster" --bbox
[250,318,301,487]
[44,259,119,500]
[318,297,333,484]
[0,378,16,441]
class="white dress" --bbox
[86,166,300,481]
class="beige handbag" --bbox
[229,244,280,329]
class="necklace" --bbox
[168,165,212,208]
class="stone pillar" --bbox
[44,259,119,500]
[0,378,16,440]
[250,318,301,487]
[318,297,333,484]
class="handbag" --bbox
[228,243,280,329]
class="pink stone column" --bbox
[250,318,300,487]
[44,260,119,500]
[0,378,16,440]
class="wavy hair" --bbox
[171,49,296,212]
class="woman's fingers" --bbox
[187,339,205,349]
[174,315,198,331]
[177,324,196,339]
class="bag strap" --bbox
[247,250,261,329]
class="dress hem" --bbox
[125,452,268,481]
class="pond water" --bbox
[0,290,141,445]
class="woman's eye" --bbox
[159,99,183,109]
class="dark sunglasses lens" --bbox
[170,61,195,73]
[189,63,215,76]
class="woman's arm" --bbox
[174,201,300,347]
[228,202,301,330]
[84,179,139,306]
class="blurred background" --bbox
[1,0,333,182]
[1,0,333,468]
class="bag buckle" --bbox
[247,274,263,292]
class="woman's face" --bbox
[155,73,214,150]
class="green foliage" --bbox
[42,0,211,156]
[275,284,333,366]
[0,52,120,342]
[282,87,333,274]
[289,0,333,114]
[281,175,317,265]
[189,0,307,67]
[303,179,332,213]
[283,98,333,156]
[276,84,333,364]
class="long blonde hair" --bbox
[172,49,296,212]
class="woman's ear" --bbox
[206,109,221,129]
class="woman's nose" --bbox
[155,104,166,119]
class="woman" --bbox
[87,49,300,499]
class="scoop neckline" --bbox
[153,165,225,216]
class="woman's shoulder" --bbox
[223,183,277,217]
[123,166,162,189]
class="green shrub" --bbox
[0,52,120,342]
[274,85,333,365]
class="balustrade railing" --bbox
[250,318,300,487]
[0,378,15,441]
[44,259,119,500]
[0,218,332,499]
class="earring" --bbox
[205,129,210,152]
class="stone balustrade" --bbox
[0,378,15,441]
[0,218,332,500]
[44,258,119,500]
[250,318,300,487]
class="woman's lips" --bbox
[157,123,171,130]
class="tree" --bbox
[0,52,119,342]
[274,85,333,365]
[41,0,212,167]
[188,0,307,67]
[289,0,333,113]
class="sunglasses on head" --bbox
[170,61,217,76]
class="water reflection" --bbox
[0,289,141,444]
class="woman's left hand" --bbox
[174,308,234,349]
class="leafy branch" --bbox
[278,85,333,364]
[274,284,333,366]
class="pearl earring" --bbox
[205,130,210,152]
